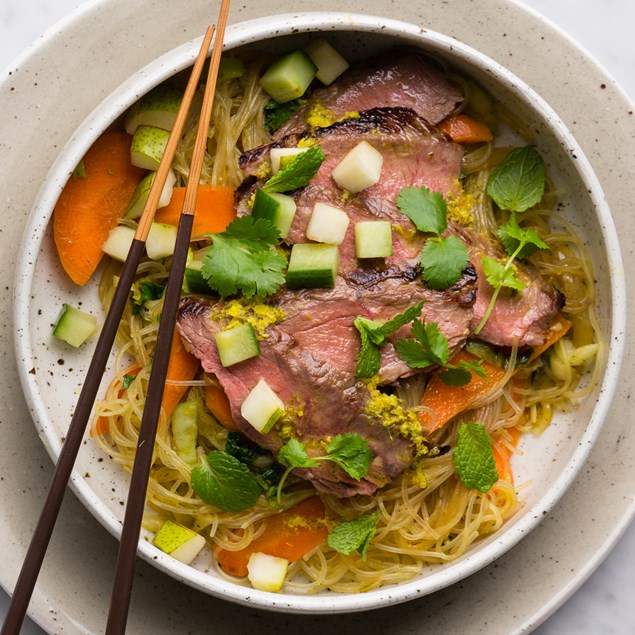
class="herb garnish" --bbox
[122,374,137,390]
[395,319,486,386]
[452,422,499,492]
[396,186,469,289]
[487,146,545,212]
[262,146,325,194]
[327,511,380,559]
[353,302,424,378]
[201,216,287,298]
[264,98,302,134]
[130,281,165,315]
[276,434,373,501]
[191,450,262,512]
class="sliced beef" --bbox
[273,51,463,138]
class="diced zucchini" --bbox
[252,189,297,239]
[286,243,340,289]
[269,147,310,175]
[305,202,350,245]
[354,221,393,258]
[218,56,245,81]
[184,259,214,295]
[124,84,183,134]
[130,125,171,170]
[102,225,135,262]
[304,38,349,86]
[240,379,285,434]
[332,140,383,193]
[171,400,199,465]
[146,222,177,260]
[259,50,317,104]
[153,520,206,565]
[53,304,97,348]
[247,552,289,592]
[125,169,176,220]
[214,323,260,367]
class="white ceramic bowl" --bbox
[13,12,625,614]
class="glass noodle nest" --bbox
[92,54,603,594]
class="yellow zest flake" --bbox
[393,224,419,242]
[297,136,317,148]
[408,458,428,489]
[340,110,360,121]
[446,181,475,226]
[274,397,305,442]
[285,514,334,531]
[306,103,337,129]
[255,162,272,181]
[210,298,285,339]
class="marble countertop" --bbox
[1,1,633,633]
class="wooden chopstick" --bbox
[104,1,231,633]
[0,25,216,635]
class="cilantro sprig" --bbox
[395,319,486,386]
[396,186,469,289]
[201,216,287,298]
[453,422,499,492]
[327,511,380,559]
[474,213,548,334]
[353,302,424,378]
[276,434,373,501]
[263,146,325,193]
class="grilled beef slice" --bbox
[273,51,463,138]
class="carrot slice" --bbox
[161,331,201,421]
[492,426,521,484]
[215,497,329,577]
[205,383,238,430]
[154,185,236,236]
[419,350,507,435]
[437,113,493,144]
[53,130,145,285]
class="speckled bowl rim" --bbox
[12,12,626,614]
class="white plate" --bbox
[1,4,632,626]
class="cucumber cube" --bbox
[124,84,183,134]
[305,202,350,245]
[53,304,97,348]
[304,38,349,86]
[240,379,285,434]
[286,243,340,289]
[218,56,245,81]
[214,323,260,367]
[247,552,289,592]
[259,50,317,104]
[130,125,171,170]
[269,147,310,175]
[332,140,383,193]
[252,189,297,239]
[355,221,394,258]
[102,225,135,262]
[146,222,177,260]
[184,259,214,295]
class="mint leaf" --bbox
[278,438,319,469]
[327,512,380,559]
[498,212,548,259]
[327,434,373,481]
[191,451,262,512]
[263,146,325,193]
[353,319,382,378]
[487,146,545,212]
[420,235,469,289]
[396,186,447,234]
[482,256,525,291]
[453,422,499,492]
[395,318,450,369]
[380,301,424,336]
[202,216,287,298]
[123,374,137,390]
[264,98,302,134]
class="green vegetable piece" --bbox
[130,125,170,170]
[326,434,373,481]
[201,216,287,298]
[482,256,525,291]
[497,212,548,259]
[437,367,472,386]
[264,98,302,134]
[259,50,317,104]
[396,186,448,234]
[278,438,319,470]
[262,146,325,194]
[452,422,499,492]
[395,318,450,369]
[225,430,268,465]
[72,160,86,179]
[123,374,137,390]
[191,451,261,512]
[286,243,339,289]
[420,235,469,290]
[172,400,199,465]
[214,323,260,367]
[52,304,97,348]
[252,189,297,240]
[487,146,546,212]
[218,56,244,82]
[327,512,380,559]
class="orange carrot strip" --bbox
[437,113,493,144]
[161,331,201,421]
[91,363,141,436]
[154,185,236,236]
[419,350,507,435]
[527,315,572,363]
[53,131,145,285]
[215,497,329,577]
[205,383,238,431]
[492,426,521,484]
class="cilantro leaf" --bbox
[191,451,262,512]
[380,301,424,336]
[487,146,546,212]
[452,422,499,492]
[278,438,319,469]
[327,512,380,559]
[263,146,325,193]
[326,434,373,481]
[396,186,447,234]
[497,212,548,259]
[482,256,525,291]
[264,99,302,134]
[438,367,472,386]
[395,318,450,369]
[459,358,488,379]
[122,374,137,390]
[420,235,469,290]
[201,216,287,298]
